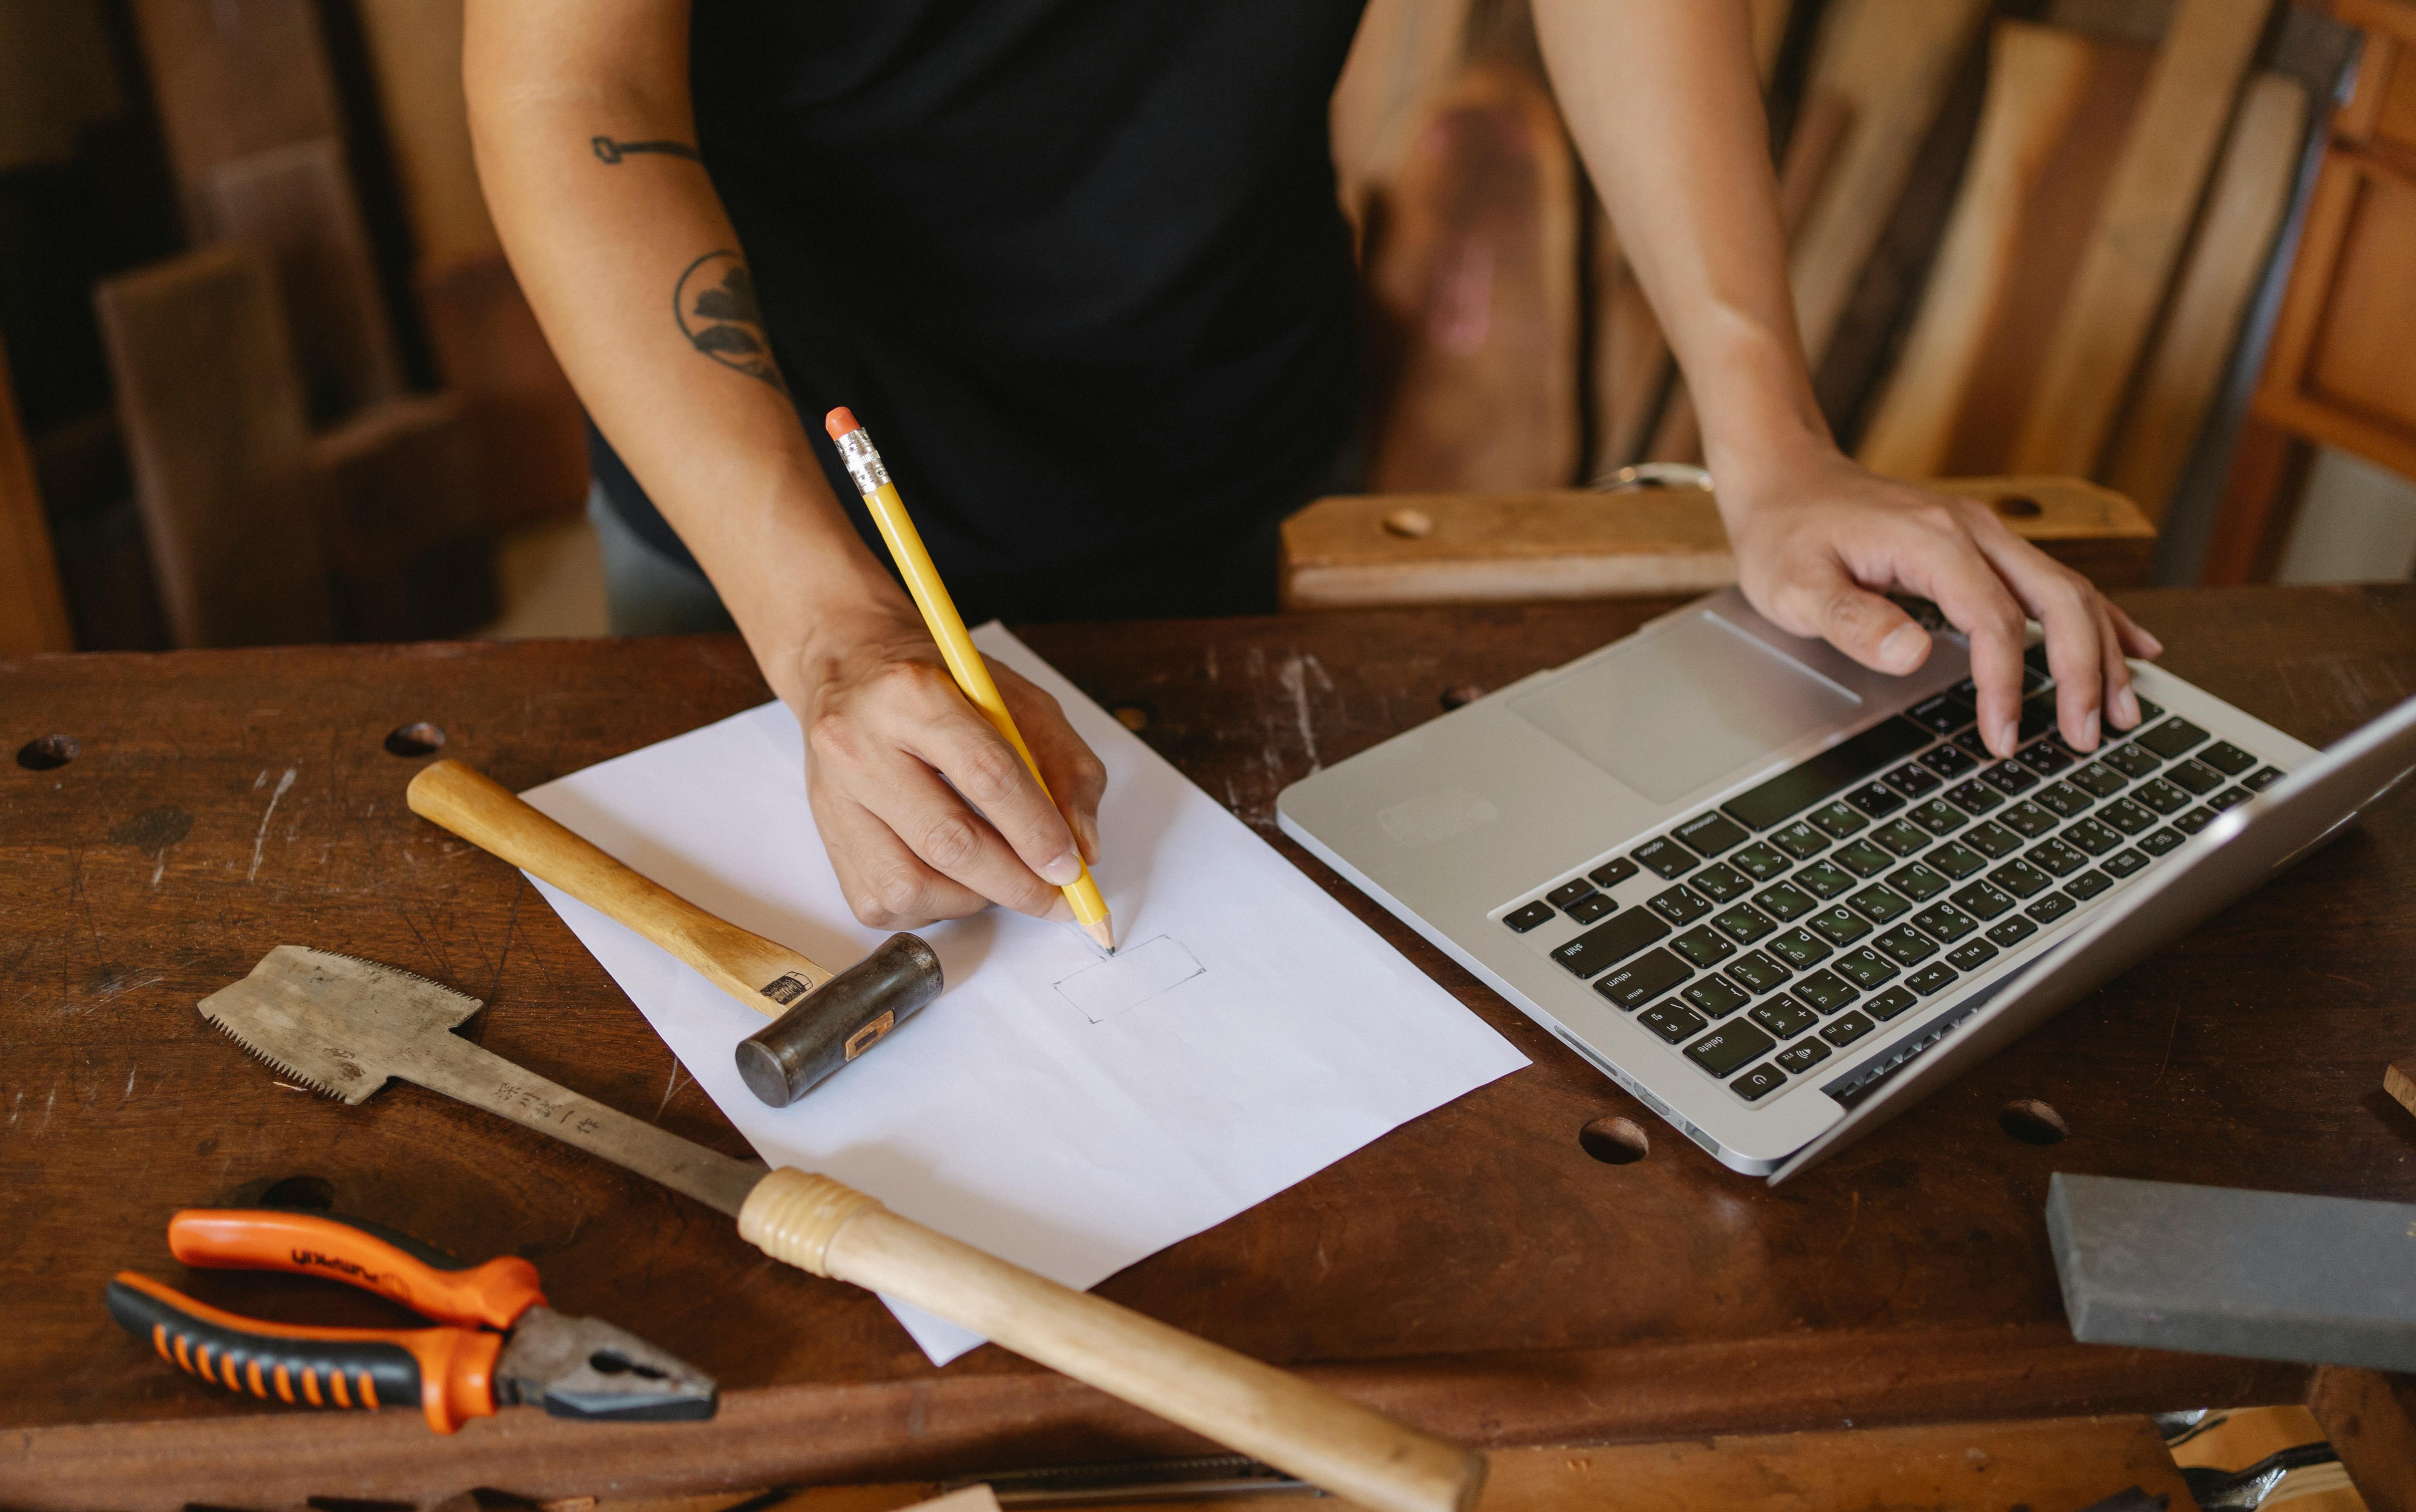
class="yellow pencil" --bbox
[825,407,1115,952]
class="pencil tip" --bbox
[1084,916,1116,953]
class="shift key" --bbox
[1551,907,1672,979]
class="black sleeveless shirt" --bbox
[593,0,1368,621]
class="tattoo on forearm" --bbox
[592,135,700,165]
[674,249,785,391]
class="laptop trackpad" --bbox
[1510,609,1861,803]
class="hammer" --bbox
[406,759,940,1106]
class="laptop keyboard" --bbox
[1504,647,2287,1107]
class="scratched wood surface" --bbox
[3,588,2413,1508]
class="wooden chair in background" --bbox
[0,331,75,655]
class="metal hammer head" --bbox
[734,933,943,1107]
[198,946,483,1104]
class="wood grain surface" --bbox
[3,588,2412,1507]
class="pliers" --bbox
[107,1208,715,1432]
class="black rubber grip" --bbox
[107,1275,421,1412]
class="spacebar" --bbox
[1720,715,1932,830]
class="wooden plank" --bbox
[350,0,500,270]
[0,332,74,653]
[1279,475,2156,608]
[1365,61,1580,492]
[200,137,404,426]
[2308,1367,2416,1512]
[92,243,334,646]
[2199,409,2314,583]
[417,253,591,526]
[1789,0,1993,371]
[126,0,344,212]
[1859,23,2153,481]
[308,392,497,640]
[2010,0,2277,476]
[2387,1055,2416,1119]
[2107,72,2308,522]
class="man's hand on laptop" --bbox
[1719,445,2163,759]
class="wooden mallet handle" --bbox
[406,758,829,1013]
[740,1168,1483,1512]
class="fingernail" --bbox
[1996,719,2019,756]
[2115,686,2141,728]
[1876,624,1927,671]
[1044,895,1075,923]
[1039,850,1082,887]
[2140,630,2165,657]
[2079,708,2100,750]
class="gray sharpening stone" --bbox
[2048,1172,2416,1372]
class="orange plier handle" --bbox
[106,1209,546,1434]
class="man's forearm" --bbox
[464,0,905,699]
[1532,0,1831,498]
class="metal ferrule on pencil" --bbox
[834,426,891,496]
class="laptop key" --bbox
[1921,744,1979,778]
[1546,879,1596,909]
[1949,880,2015,919]
[1713,903,1779,945]
[2244,765,2286,792]
[2100,847,2149,878]
[1553,908,1674,978]
[1727,950,1793,995]
[1639,1001,1708,1042]
[1775,1038,1831,1074]
[1945,936,1997,971]
[1633,836,1699,878]
[1953,729,1995,760]
[1960,821,2023,859]
[1810,801,1871,838]
[1685,1022,1776,1078]
[1982,762,2039,795]
[1650,884,1714,925]
[2207,786,2253,812]
[1871,818,1931,856]
[2172,807,2216,835]
[2166,759,2224,795]
[1874,924,1937,966]
[1727,842,1791,881]
[2138,826,2185,857]
[1565,892,1617,924]
[1795,969,1858,1013]
[1719,716,1934,831]
[1906,961,1958,996]
[2133,777,2190,814]
[2025,891,2077,925]
[1834,839,1894,877]
[2104,742,2162,778]
[2064,869,2112,901]
[1995,800,2058,839]
[2017,740,2075,776]
[1911,902,1976,942]
[1945,778,2004,814]
[1925,841,1987,880]
[1672,924,1736,969]
[1751,994,1820,1039]
[1985,914,2037,948]
[1845,783,1905,819]
[1753,882,1816,922]
[1595,947,1691,1009]
[2030,782,2091,819]
[2198,740,2257,776]
[1793,859,1855,898]
[2099,797,2156,834]
[2138,717,2210,759]
[1909,799,1968,836]
[1588,856,1642,890]
[2026,837,2088,877]
[2063,817,2122,855]
[1767,926,1831,970]
[2018,688,2058,740]
[1910,692,1976,734]
[1888,862,1949,901]
[1811,904,1873,945]
[1676,811,1752,856]
[1772,821,1830,860]
[2068,762,2129,798]
[1732,1064,1787,1101]
[1847,884,1911,924]
[1504,901,1556,933]
[1988,859,2052,898]
[1865,984,1919,1021]
[1834,946,1899,989]
[1821,1010,1877,1046]
[1688,862,1753,904]
[1682,973,1750,1018]
[1883,763,1943,798]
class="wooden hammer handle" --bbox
[740,1169,1482,1512]
[406,759,829,1012]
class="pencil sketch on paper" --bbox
[1054,936,1204,1024]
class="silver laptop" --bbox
[1277,588,2416,1181]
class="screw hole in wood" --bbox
[383,722,447,758]
[16,735,78,771]
[1999,1098,2068,1145]
[260,1174,336,1210]
[1579,1115,1650,1165]
[1992,494,2043,517]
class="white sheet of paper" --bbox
[519,624,1527,1364]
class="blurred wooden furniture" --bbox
[2205,0,2416,582]
[0,332,74,654]
[1279,474,2155,608]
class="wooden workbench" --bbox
[5,587,2413,1509]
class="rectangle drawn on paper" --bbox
[1055,936,1204,1024]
